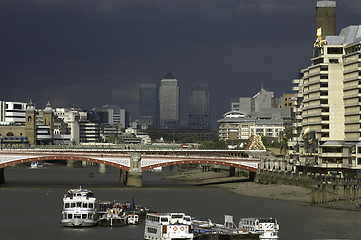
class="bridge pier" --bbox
[125,152,143,187]
[0,168,4,185]
[249,172,256,181]
[99,163,106,174]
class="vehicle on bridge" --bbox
[61,187,98,227]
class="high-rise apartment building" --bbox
[140,83,158,127]
[290,1,361,175]
[159,73,179,128]
[188,84,210,129]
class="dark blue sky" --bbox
[1,0,360,127]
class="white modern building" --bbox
[218,111,284,141]
[0,101,28,125]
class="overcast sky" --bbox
[1,0,361,127]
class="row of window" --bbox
[63,213,94,219]
[64,202,94,208]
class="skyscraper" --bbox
[140,83,158,127]
[159,72,179,128]
[188,84,210,129]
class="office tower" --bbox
[315,1,336,38]
[140,83,158,127]
[159,72,179,128]
[188,84,210,129]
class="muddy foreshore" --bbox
[163,168,361,212]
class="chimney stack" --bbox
[315,1,336,39]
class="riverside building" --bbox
[218,111,284,141]
[290,1,361,176]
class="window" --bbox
[327,47,343,54]
[65,203,70,208]
[329,58,339,63]
[13,104,22,110]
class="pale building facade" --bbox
[218,111,284,141]
[291,24,361,174]
[159,73,179,128]
[0,101,28,125]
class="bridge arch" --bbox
[0,156,130,171]
[141,159,257,173]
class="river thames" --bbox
[0,165,360,240]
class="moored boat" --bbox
[238,217,279,239]
[144,213,193,240]
[29,161,44,169]
[60,187,98,227]
[98,201,127,227]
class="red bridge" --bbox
[0,148,261,187]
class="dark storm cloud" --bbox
[0,0,359,126]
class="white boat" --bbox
[29,161,44,169]
[127,213,139,225]
[238,217,279,239]
[60,187,98,227]
[144,213,193,240]
[98,202,127,227]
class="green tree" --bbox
[177,134,199,143]
[199,140,227,149]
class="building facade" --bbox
[159,73,179,128]
[188,84,210,129]
[0,101,28,125]
[218,111,284,141]
[290,2,361,174]
[230,87,292,126]
[140,83,158,127]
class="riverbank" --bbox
[163,168,361,211]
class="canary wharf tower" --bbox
[159,72,179,128]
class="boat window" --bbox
[64,203,70,208]
[74,214,81,219]
[71,203,76,208]
[89,203,94,208]
[89,214,93,219]
[161,217,168,222]
[68,214,72,219]
[147,227,157,234]
[171,214,183,219]
[82,214,87,219]
[77,202,82,207]
[82,203,88,208]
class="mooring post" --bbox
[0,168,4,185]
[126,152,143,187]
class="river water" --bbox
[0,165,360,240]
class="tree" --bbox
[199,140,227,149]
